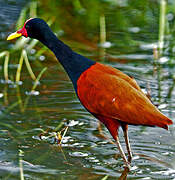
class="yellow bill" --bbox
[7,32,22,41]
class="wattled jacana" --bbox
[7,18,173,168]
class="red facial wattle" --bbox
[17,26,28,37]
[16,18,34,37]
[7,18,34,40]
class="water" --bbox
[0,0,175,179]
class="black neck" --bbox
[39,30,95,91]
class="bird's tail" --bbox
[154,113,173,130]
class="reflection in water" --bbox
[119,167,130,180]
[136,153,174,169]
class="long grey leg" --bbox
[115,136,131,169]
[122,124,132,163]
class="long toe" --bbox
[128,154,132,163]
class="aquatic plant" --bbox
[0,2,48,113]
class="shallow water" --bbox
[0,0,175,179]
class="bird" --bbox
[7,18,173,169]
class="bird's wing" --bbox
[77,63,172,128]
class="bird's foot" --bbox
[124,161,131,170]
[128,154,132,163]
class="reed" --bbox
[0,51,10,81]
[23,67,47,110]
[16,50,24,82]
[4,52,10,81]
[153,0,167,101]
[23,50,36,80]
[16,7,27,30]
[158,0,166,57]
[16,50,36,83]
[99,14,106,60]
[30,1,37,18]
[100,14,106,46]
[19,150,25,180]
[31,67,47,92]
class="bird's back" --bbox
[77,63,173,129]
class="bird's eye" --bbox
[25,24,29,29]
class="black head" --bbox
[7,18,52,41]
[21,18,51,40]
